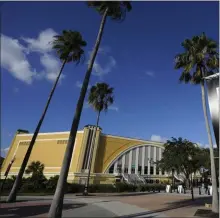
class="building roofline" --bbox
[16,129,165,145]
[16,130,84,137]
[101,133,164,144]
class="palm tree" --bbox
[25,161,45,178]
[175,33,219,213]
[83,83,114,195]
[48,2,132,217]
[7,30,87,203]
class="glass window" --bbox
[124,167,128,173]
[138,166,142,174]
[150,166,154,175]
[144,166,148,174]
[131,167,135,174]
[109,165,114,174]
[156,166,159,175]
[117,164,122,173]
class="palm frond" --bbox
[88,82,114,113]
[87,1,132,21]
[175,32,219,84]
[51,30,87,63]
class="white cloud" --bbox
[1,147,9,157]
[1,29,66,84]
[93,56,116,77]
[13,87,19,93]
[108,106,119,112]
[150,134,168,142]
[22,29,64,83]
[145,71,155,77]
[40,53,65,83]
[196,142,217,148]
[1,34,37,84]
[83,102,119,112]
[98,46,111,54]
[21,28,57,53]
[87,46,116,78]
[76,81,91,89]
[83,102,90,109]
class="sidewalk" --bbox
[0,196,167,218]
[0,192,214,218]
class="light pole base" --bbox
[83,187,89,196]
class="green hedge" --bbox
[0,176,166,194]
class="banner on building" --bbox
[206,74,219,148]
[4,155,16,177]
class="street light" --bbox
[171,168,175,193]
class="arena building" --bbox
[1,125,177,184]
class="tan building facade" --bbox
[1,125,169,184]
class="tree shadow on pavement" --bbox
[0,202,87,218]
[117,196,212,218]
[165,196,212,208]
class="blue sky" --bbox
[1,1,219,156]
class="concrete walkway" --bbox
[0,195,167,218]
[0,192,214,218]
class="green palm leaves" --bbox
[87,1,132,21]
[25,161,45,178]
[52,30,87,63]
[88,83,114,113]
[175,32,219,84]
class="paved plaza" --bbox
[0,191,213,218]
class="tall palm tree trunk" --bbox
[84,110,101,195]
[48,8,109,218]
[201,81,219,213]
[7,60,67,203]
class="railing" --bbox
[137,174,146,184]
[121,173,130,184]
[174,173,185,182]
[122,173,146,185]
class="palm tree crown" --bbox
[87,1,132,21]
[52,30,87,64]
[175,32,219,84]
[25,161,44,178]
[88,83,114,112]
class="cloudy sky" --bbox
[1,1,219,156]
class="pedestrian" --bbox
[205,182,208,194]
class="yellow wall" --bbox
[1,131,83,179]
[94,134,164,173]
[1,128,165,184]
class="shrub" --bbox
[115,182,137,192]
[0,175,167,194]
[20,177,46,193]
[89,184,116,193]
[136,184,166,192]
[45,175,59,191]
[0,178,14,192]
[20,182,36,193]
[67,183,84,193]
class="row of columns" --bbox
[113,146,163,176]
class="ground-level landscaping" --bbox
[0,175,169,196]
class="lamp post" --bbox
[171,168,175,193]
[188,155,195,201]
[204,73,219,149]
